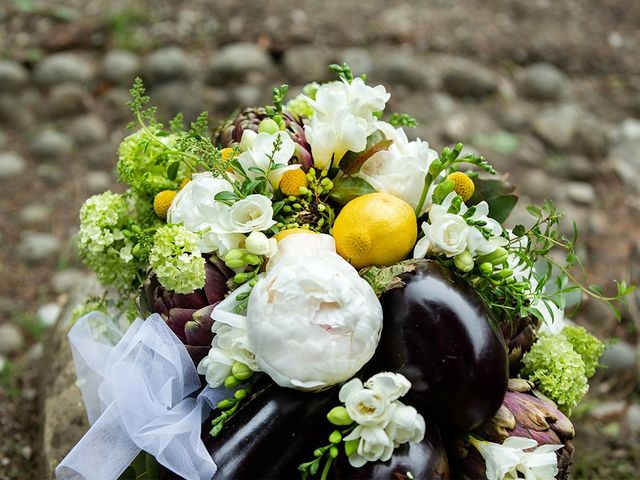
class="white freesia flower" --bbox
[167,172,244,256]
[207,194,277,234]
[423,213,471,257]
[237,131,297,188]
[244,231,278,258]
[531,298,566,335]
[304,78,390,169]
[471,436,561,480]
[384,402,426,447]
[358,124,439,215]
[245,234,383,391]
[197,283,259,388]
[364,372,412,402]
[339,378,393,427]
[344,425,395,468]
[519,443,563,479]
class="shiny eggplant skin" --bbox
[206,382,336,479]
[332,422,449,480]
[371,261,508,432]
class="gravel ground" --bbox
[1,0,639,478]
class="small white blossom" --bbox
[344,425,394,467]
[237,131,297,188]
[384,402,426,447]
[244,231,278,258]
[364,372,412,402]
[339,378,394,427]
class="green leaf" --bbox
[513,224,526,237]
[214,191,239,205]
[467,177,515,205]
[166,161,180,180]
[145,454,161,480]
[526,205,543,218]
[340,139,393,175]
[329,177,376,205]
[486,194,518,224]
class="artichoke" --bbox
[213,107,312,168]
[138,256,233,365]
[452,378,575,479]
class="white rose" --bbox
[244,231,278,258]
[425,213,470,257]
[246,234,383,391]
[339,378,394,427]
[364,372,412,402]
[358,125,439,215]
[207,194,276,234]
[384,402,426,447]
[344,425,394,468]
[167,172,244,256]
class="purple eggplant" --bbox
[370,260,508,432]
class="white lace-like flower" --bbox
[339,378,394,427]
[344,426,395,467]
[384,402,426,447]
[358,124,439,215]
[245,234,383,391]
[237,131,297,188]
[364,372,412,402]
[244,231,278,258]
[197,283,258,388]
[470,436,562,480]
[167,172,245,256]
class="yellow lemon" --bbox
[274,228,317,242]
[153,190,177,219]
[332,193,417,269]
[447,172,475,201]
[279,168,308,196]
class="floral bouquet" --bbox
[58,64,634,480]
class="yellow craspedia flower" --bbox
[447,172,475,201]
[279,168,308,196]
[274,228,317,242]
[220,147,236,161]
[153,190,177,219]
[179,178,190,190]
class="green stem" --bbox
[414,172,433,217]
[319,457,333,480]
[545,256,623,302]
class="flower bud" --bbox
[479,247,508,266]
[231,362,254,381]
[327,406,353,426]
[479,262,493,275]
[217,398,237,410]
[329,430,342,444]
[225,249,247,263]
[245,231,278,258]
[344,439,359,457]
[234,272,250,284]
[224,375,241,389]
[329,446,339,459]
[234,389,248,401]
[258,118,280,134]
[454,251,474,273]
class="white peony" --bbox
[384,402,426,447]
[339,378,394,427]
[358,124,439,215]
[245,234,383,391]
[167,172,244,256]
[244,231,278,258]
[364,372,412,402]
[344,426,395,467]
[237,131,297,188]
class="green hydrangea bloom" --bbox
[521,332,588,414]
[285,82,320,119]
[149,225,205,294]
[562,325,605,378]
[117,128,184,196]
[77,191,144,292]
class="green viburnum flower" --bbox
[77,191,144,292]
[521,333,588,414]
[117,127,184,196]
[149,225,205,294]
[562,326,605,378]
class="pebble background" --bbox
[0,0,639,478]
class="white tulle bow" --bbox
[56,311,228,480]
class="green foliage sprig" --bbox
[389,112,418,128]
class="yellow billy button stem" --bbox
[332,193,417,269]
[447,172,475,202]
[153,190,177,219]
[279,168,309,197]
